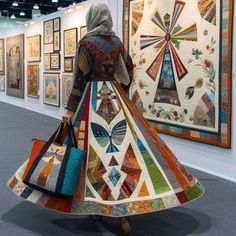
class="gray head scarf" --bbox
[76,3,130,86]
[82,3,116,39]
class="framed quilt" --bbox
[27,64,39,98]
[62,73,73,107]
[6,34,25,98]
[26,35,41,62]
[123,0,233,148]
[43,72,60,107]
[64,28,78,58]
[0,38,5,75]
[0,76,5,91]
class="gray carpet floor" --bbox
[0,101,236,236]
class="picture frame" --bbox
[80,26,87,39]
[53,17,61,32]
[44,19,53,45]
[62,73,73,107]
[50,53,60,70]
[44,43,54,54]
[64,28,78,58]
[43,72,60,107]
[27,64,39,98]
[0,38,5,75]
[44,53,51,70]
[0,76,5,91]
[64,57,73,72]
[53,31,60,52]
[27,35,41,62]
[6,34,24,98]
[123,0,233,148]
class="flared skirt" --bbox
[7,81,204,217]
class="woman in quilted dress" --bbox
[8,3,204,235]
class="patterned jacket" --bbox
[66,35,134,112]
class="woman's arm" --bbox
[63,44,91,121]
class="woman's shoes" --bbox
[91,215,132,235]
[121,217,132,235]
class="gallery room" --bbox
[0,0,235,235]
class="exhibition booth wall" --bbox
[0,0,235,182]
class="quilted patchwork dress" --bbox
[7,35,204,217]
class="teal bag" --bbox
[23,122,86,198]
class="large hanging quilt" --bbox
[123,0,233,148]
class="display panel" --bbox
[27,64,39,98]
[6,34,25,98]
[62,73,73,107]
[50,53,60,69]
[43,72,60,107]
[0,76,5,91]
[27,35,41,62]
[64,28,78,58]
[123,0,233,148]
[64,57,73,72]
[0,38,5,75]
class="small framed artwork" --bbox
[43,73,60,107]
[27,64,39,98]
[54,18,61,32]
[44,19,53,44]
[0,76,5,91]
[44,43,54,54]
[44,54,51,70]
[62,73,73,107]
[64,57,73,72]
[80,26,87,39]
[50,53,60,69]
[0,38,5,75]
[64,28,78,57]
[54,31,60,51]
[27,35,41,62]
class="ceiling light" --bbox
[52,0,58,2]
[33,4,39,10]
[73,2,76,5]
[10,14,16,19]
[12,1,18,7]
[67,8,74,13]
[20,11,25,16]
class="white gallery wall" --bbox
[0,0,235,182]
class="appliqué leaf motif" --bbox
[185,86,195,100]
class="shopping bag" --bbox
[23,122,85,197]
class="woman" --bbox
[7,3,204,235]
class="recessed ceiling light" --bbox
[12,1,18,7]
[10,14,16,19]
[33,4,39,10]
[52,0,58,2]
[20,11,25,16]
[67,8,74,13]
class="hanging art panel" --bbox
[123,0,233,148]
[6,34,25,98]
